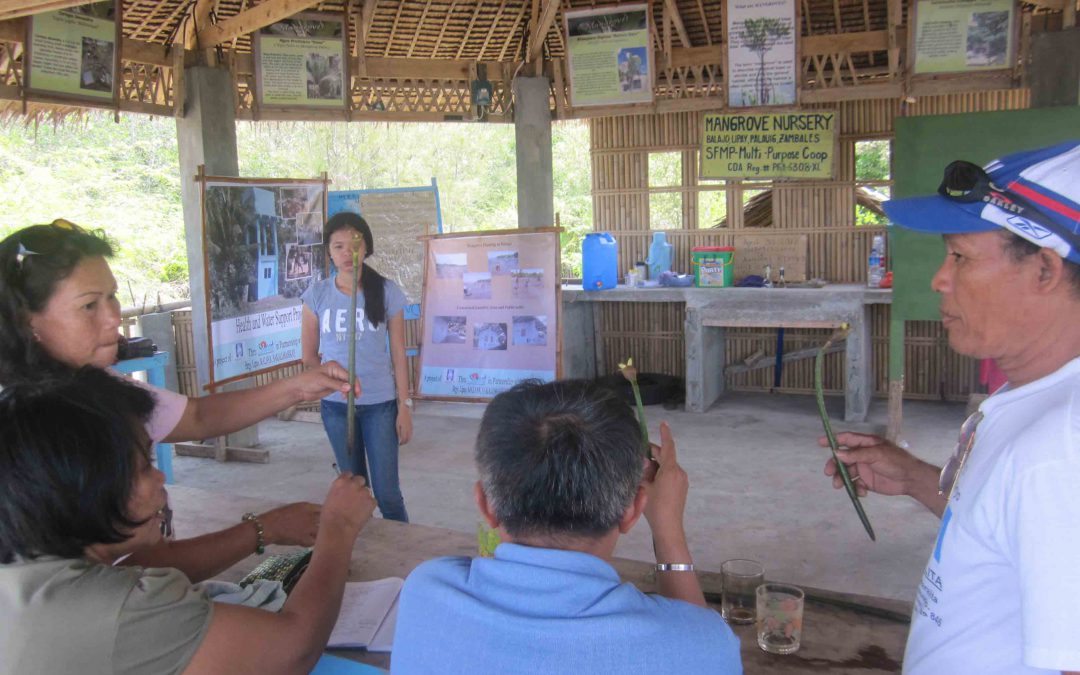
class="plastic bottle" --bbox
[647,232,673,281]
[868,235,886,288]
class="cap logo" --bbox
[1007,215,1053,240]
[983,193,1024,215]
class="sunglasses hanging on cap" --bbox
[937,160,1062,232]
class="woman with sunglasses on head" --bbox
[300,212,412,523]
[0,221,360,582]
[0,368,375,675]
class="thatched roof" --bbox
[0,0,1071,123]
[711,185,886,228]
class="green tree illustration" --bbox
[740,18,791,105]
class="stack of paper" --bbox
[327,577,404,652]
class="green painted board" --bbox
[892,106,1080,323]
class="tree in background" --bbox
[739,18,791,106]
[0,115,593,301]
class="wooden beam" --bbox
[196,0,323,49]
[663,0,691,47]
[180,0,215,49]
[528,0,559,61]
[669,44,723,68]
[122,36,171,67]
[1024,0,1067,9]
[799,82,902,102]
[0,16,24,41]
[0,0,95,22]
[234,52,519,82]
[802,30,891,56]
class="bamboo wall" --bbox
[589,90,1029,401]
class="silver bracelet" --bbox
[655,563,695,572]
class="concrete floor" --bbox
[172,391,968,604]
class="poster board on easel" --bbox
[328,179,443,305]
[416,228,562,402]
[198,169,329,390]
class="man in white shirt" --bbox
[823,140,1080,674]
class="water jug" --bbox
[647,231,673,280]
[582,232,618,291]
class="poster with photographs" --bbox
[564,4,652,107]
[26,1,117,102]
[328,182,443,304]
[726,0,797,107]
[201,176,327,385]
[913,0,1015,74]
[418,229,561,400]
[253,13,346,109]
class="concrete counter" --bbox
[561,284,892,422]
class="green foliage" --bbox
[0,114,594,298]
[855,140,891,181]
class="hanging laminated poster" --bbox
[199,175,328,386]
[25,1,118,103]
[913,0,1016,74]
[564,4,652,107]
[417,229,562,401]
[254,13,347,109]
[726,0,798,108]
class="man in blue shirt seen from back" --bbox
[392,379,741,674]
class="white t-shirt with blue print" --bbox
[301,275,406,405]
[904,356,1080,674]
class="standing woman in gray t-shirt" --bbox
[301,212,412,522]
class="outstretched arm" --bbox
[822,432,946,518]
[121,502,322,583]
[182,475,376,675]
[164,364,355,443]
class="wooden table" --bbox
[170,486,910,673]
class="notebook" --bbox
[327,577,404,650]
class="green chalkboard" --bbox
[889,106,1080,379]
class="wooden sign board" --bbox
[732,234,807,283]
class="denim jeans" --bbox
[320,399,409,522]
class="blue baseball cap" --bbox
[882,140,1080,265]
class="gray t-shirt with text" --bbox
[301,275,406,405]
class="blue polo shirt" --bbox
[391,543,741,674]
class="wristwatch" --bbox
[400,397,414,409]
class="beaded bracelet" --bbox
[242,512,266,555]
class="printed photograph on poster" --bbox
[254,14,346,109]
[296,211,322,245]
[512,316,548,347]
[726,0,797,108]
[618,47,648,92]
[487,250,519,275]
[474,323,508,351]
[435,253,467,278]
[417,230,560,400]
[564,4,652,107]
[285,244,313,281]
[511,269,545,299]
[80,37,113,92]
[463,272,492,299]
[27,2,116,101]
[202,178,326,384]
[433,316,467,344]
[914,0,1014,74]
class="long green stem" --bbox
[815,324,876,541]
[346,250,360,453]
[629,381,650,457]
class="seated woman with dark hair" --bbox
[0,368,375,675]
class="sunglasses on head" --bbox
[14,219,95,268]
[937,160,1061,232]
